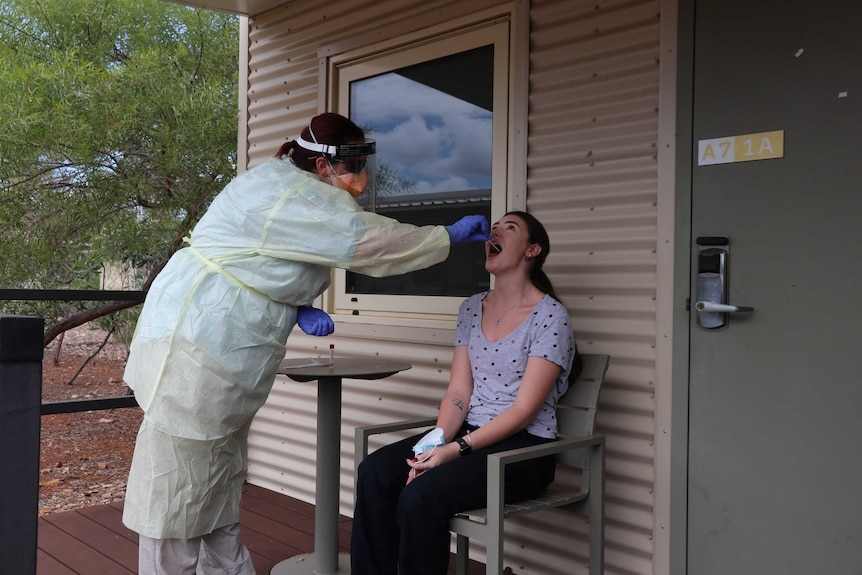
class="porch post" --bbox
[0,314,45,575]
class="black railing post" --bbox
[0,314,45,575]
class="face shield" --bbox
[297,136,377,205]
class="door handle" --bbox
[695,241,754,329]
[695,301,754,313]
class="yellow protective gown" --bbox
[122,158,450,539]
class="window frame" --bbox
[320,11,525,323]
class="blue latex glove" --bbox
[296,306,335,336]
[445,215,491,245]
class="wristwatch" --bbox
[455,436,472,456]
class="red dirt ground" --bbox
[38,327,141,515]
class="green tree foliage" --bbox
[0,0,238,344]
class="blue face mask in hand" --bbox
[412,427,445,456]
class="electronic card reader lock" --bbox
[695,237,754,329]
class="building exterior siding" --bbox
[241,1,666,573]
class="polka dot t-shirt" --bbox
[455,292,576,439]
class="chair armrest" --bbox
[482,434,605,522]
[354,418,437,474]
[357,418,438,439]
[490,434,605,468]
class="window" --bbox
[329,19,512,318]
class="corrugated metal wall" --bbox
[244,1,662,574]
[525,1,661,573]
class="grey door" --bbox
[688,1,862,572]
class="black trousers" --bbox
[350,425,556,575]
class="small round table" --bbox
[270,357,412,575]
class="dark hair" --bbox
[275,112,365,173]
[504,210,562,303]
[505,211,581,378]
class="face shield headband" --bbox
[296,137,375,162]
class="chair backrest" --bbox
[556,353,609,466]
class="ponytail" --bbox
[504,210,563,304]
[275,139,318,172]
[530,267,561,303]
[275,141,293,159]
[508,211,576,377]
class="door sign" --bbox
[697,130,784,165]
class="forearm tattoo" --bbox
[452,397,465,411]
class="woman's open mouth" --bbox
[489,241,502,253]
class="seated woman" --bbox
[351,211,578,575]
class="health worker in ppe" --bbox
[122,112,490,575]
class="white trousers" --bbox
[138,522,256,575]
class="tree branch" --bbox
[66,326,116,385]
[43,300,138,347]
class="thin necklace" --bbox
[494,306,512,326]
[489,287,530,326]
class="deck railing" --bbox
[0,289,145,574]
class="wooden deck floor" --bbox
[37,483,483,574]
